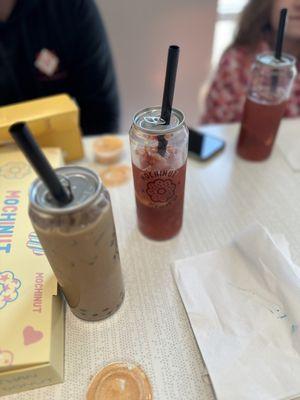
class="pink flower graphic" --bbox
[146,179,176,203]
[0,271,21,310]
[0,274,9,282]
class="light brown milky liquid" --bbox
[31,203,124,321]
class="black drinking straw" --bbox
[272,8,288,91]
[158,45,180,156]
[275,8,288,60]
[9,122,72,205]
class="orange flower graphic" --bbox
[0,162,31,179]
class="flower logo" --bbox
[0,162,31,179]
[0,349,14,366]
[0,271,21,310]
[146,179,176,203]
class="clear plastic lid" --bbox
[257,52,296,69]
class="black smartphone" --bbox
[188,128,225,161]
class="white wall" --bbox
[97,0,217,131]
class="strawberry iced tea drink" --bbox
[237,53,296,161]
[130,107,189,240]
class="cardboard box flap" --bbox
[0,361,48,373]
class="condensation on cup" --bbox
[29,166,124,321]
[129,106,189,241]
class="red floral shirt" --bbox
[201,42,300,124]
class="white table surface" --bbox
[4,118,300,400]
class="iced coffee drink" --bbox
[29,166,124,321]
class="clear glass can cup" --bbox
[129,106,189,241]
[29,166,124,321]
[237,52,297,161]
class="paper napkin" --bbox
[173,224,300,400]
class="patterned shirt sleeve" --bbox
[201,47,252,124]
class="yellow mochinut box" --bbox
[0,145,64,396]
[0,94,84,162]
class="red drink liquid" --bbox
[132,160,186,240]
[237,97,287,161]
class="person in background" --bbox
[0,0,119,135]
[201,0,300,124]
